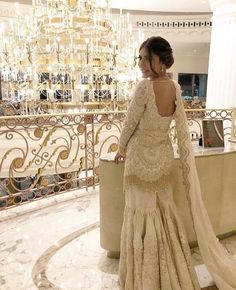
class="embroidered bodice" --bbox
[118,79,176,182]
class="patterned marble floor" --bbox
[0,187,236,290]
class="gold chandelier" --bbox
[0,0,143,112]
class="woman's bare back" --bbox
[152,80,176,117]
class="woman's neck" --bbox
[149,75,169,81]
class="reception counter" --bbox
[99,141,236,257]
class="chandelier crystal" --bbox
[0,0,143,113]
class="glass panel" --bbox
[178,73,208,108]
[178,73,193,100]
[178,73,208,100]
[197,74,208,99]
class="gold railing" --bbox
[184,109,232,140]
[0,109,232,210]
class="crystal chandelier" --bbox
[0,0,142,113]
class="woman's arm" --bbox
[118,80,148,155]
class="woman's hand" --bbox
[114,152,125,164]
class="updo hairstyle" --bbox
[139,36,174,70]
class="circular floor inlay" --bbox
[32,222,102,290]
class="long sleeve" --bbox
[118,80,149,155]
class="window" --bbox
[178,73,208,101]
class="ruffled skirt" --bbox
[118,175,200,290]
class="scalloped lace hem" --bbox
[119,176,200,290]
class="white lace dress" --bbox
[118,79,200,290]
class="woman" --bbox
[115,36,236,290]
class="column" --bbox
[206,0,236,109]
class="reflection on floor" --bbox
[0,187,236,290]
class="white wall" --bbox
[171,54,209,81]
[129,13,212,81]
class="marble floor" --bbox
[0,187,236,290]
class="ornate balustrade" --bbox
[0,109,232,210]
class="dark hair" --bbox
[139,36,174,71]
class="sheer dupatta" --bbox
[173,80,236,290]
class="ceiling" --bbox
[110,0,211,13]
[4,0,212,13]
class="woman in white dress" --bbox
[115,36,236,290]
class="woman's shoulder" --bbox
[136,78,150,87]
[134,79,150,94]
[132,79,150,104]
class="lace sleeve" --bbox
[118,80,148,155]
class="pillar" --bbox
[206,0,236,109]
